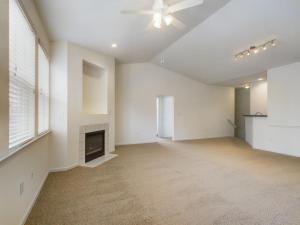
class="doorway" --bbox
[156,96,174,139]
[235,88,250,139]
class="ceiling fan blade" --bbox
[153,0,165,10]
[145,20,154,31]
[167,0,204,13]
[171,16,186,29]
[120,10,155,15]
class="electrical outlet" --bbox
[20,182,24,195]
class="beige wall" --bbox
[0,1,50,224]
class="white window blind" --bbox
[38,45,50,134]
[9,0,36,149]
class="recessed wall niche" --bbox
[82,60,108,114]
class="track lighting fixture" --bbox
[244,84,250,89]
[235,39,277,60]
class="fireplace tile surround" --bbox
[79,123,110,165]
[85,130,105,163]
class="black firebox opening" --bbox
[85,130,105,163]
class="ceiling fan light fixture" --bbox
[164,15,173,26]
[154,20,162,29]
[121,0,205,30]
[153,13,162,28]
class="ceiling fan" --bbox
[121,0,204,29]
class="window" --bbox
[9,0,50,151]
[9,0,36,149]
[38,45,50,134]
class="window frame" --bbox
[8,0,50,155]
[37,43,50,135]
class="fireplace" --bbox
[85,130,105,162]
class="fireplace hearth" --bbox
[85,130,105,162]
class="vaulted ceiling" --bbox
[152,0,300,84]
[35,0,300,84]
[34,0,230,63]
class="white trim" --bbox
[172,135,234,142]
[48,163,78,173]
[115,141,158,147]
[20,171,49,225]
[115,136,235,146]
[0,131,51,163]
[269,124,300,128]
[81,154,117,168]
[251,146,300,158]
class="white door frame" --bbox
[156,95,174,139]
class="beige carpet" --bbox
[26,138,300,225]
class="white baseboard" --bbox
[115,141,157,146]
[48,163,78,173]
[116,136,234,146]
[21,172,49,225]
[173,135,234,142]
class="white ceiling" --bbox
[152,0,300,84]
[34,0,230,63]
[35,0,300,84]
[218,72,267,87]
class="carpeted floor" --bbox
[26,138,300,225]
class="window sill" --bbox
[0,130,51,163]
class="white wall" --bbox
[50,42,115,170]
[268,62,300,126]
[0,136,49,225]
[245,116,300,157]
[68,43,115,164]
[50,41,69,169]
[245,62,300,157]
[266,62,300,156]
[0,1,50,225]
[250,81,268,115]
[116,63,234,145]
